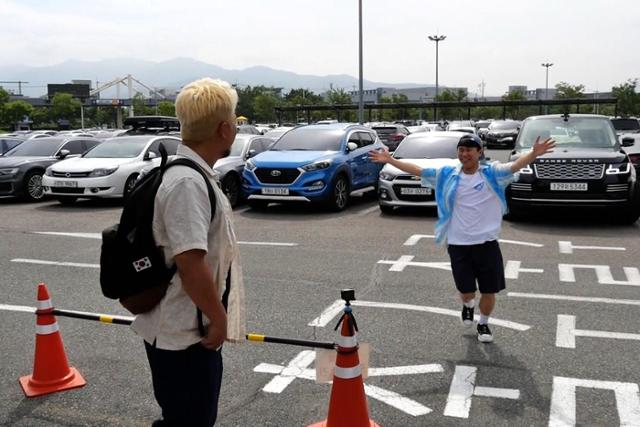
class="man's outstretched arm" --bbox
[510,136,556,173]
[369,147,424,177]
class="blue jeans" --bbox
[145,340,223,427]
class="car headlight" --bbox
[606,163,631,175]
[379,171,395,181]
[89,167,119,177]
[45,168,53,176]
[245,159,256,172]
[301,160,332,172]
[0,168,19,176]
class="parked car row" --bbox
[3,115,639,224]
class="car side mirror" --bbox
[245,149,257,159]
[57,149,70,159]
[622,137,635,147]
[144,151,157,160]
[347,142,358,151]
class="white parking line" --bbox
[508,292,640,306]
[34,231,298,247]
[356,206,380,216]
[0,303,36,314]
[11,258,99,268]
[403,234,543,247]
[310,299,530,331]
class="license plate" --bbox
[261,187,289,195]
[550,182,587,191]
[54,180,78,188]
[400,187,431,195]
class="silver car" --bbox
[377,132,463,214]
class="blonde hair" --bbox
[175,78,238,143]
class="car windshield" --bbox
[393,136,458,159]
[4,138,63,157]
[489,121,519,131]
[229,136,249,157]
[448,121,473,128]
[519,117,618,148]
[83,137,149,158]
[271,129,343,151]
[611,119,640,132]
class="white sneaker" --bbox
[477,324,493,343]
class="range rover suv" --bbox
[506,114,640,224]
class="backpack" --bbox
[99,144,216,316]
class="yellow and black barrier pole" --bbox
[50,309,134,326]
[246,333,335,349]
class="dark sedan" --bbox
[0,137,102,201]
[485,120,521,148]
[214,134,274,207]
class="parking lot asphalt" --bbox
[1,149,639,426]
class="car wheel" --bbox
[22,170,45,202]
[123,174,139,200]
[56,197,77,206]
[379,204,394,214]
[248,200,269,210]
[327,175,350,211]
[221,174,241,208]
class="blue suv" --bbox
[242,123,385,211]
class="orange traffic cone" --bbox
[309,306,379,427]
[19,283,86,397]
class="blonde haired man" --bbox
[132,78,245,427]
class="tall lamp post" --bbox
[358,0,364,124]
[541,62,553,113]
[428,34,446,120]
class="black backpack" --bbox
[100,144,216,316]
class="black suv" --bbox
[506,114,640,223]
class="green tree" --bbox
[501,90,534,119]
[30,107,52,129]
[132,93,153,116]
[157,101,176,117]
[3,100,33,130]
[0,87,9,108]
[611,79,639,117]
[554,82,585,99]
[253,93,279,122]
[325,88,354,122]
[50,93,82,125]
[437,89,468,120]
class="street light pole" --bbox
[358,0,364,124]
[541,62,553,114]
[428,34,446,120]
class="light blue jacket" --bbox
[420,161,516,245]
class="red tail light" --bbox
[629,154,640,165]
[390,134,405,142]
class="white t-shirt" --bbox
[131,145,246,350]
[447,171,503,245]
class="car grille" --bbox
[606,184,629,193]
[510,183,532,191]
[394,175,422,182]
[392,184,435,202]
[51,187,85,194]
[255,168,300,184]
[51,171,92,178]
[534,163,604,180]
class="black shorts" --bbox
[447,240,506,294]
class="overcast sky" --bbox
[2,0,639,96]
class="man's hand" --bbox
[201,323,226,350]
[532,136,556,157]
[369,147,392,163]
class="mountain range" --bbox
[0,57,431,98]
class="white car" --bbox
[42,135,180,205]
[377,131,465,214]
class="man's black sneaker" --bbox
[477,323,494,343]
[461,305,474,326]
